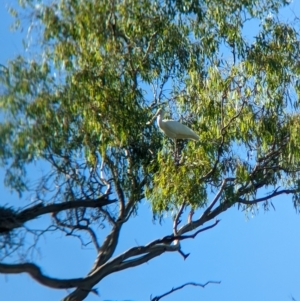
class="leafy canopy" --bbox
[1,0,300,216]
[1,0,300,300]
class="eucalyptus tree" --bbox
[0,0,300,300]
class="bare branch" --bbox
[105,237,180,269]
[187,208,194,223]
[173,201,186,235]
[99,221,221,275]
[52,213,101,251]
[0,215,219,300]
[106,157,126,218]
[0,194,115,233]
[205,199,235,221]
[150,280,221,301]
[0,262,86,289]
[90,223,122,271]
[179,219,220,240]
[98,207,116,225]
[237,188,297,205]
[178,249,190,260]
[114,249,167,271]
[202,178,235,216]
[178,201,226,235]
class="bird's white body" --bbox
[156,109,199,141]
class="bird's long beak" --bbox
[146,110,159,125]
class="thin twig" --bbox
[173,201,186,235]
[150,280,221,301]
[202,178,235,217]
[178,219,220,241]
[237,188,297,205]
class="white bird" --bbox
[153,108,199,141]
[147,108,199,162]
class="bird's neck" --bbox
[157,114,162,127]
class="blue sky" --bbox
[1,2,300,301]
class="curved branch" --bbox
[0,262,85,289]
[5,176,289,300]
[203,178,235,216]
[61,237,181,301]
[237,188,297,205]
[179,219,220,240]
[106,157,126,218]
[90,223,123,271]
[173,201,186,235]
[151,281,221,301]
[0,194,115,233]
[114,249,166,272]
[0,210,219,301]
[52,213,101,251]
[99,236,180,271]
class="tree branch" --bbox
[202,178,235,216]
[151,280,221,301]
[90,223,123,272]
[0,194,115,233]
[0,262,86,289]
[200,99,247,182]
[0,214,219,301]
[178,219,220,240]
[237,188,297,205]
[52,213,101,251]
[173,201,186,235]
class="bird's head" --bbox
[146,108,165,125]
[155,108,164,118]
